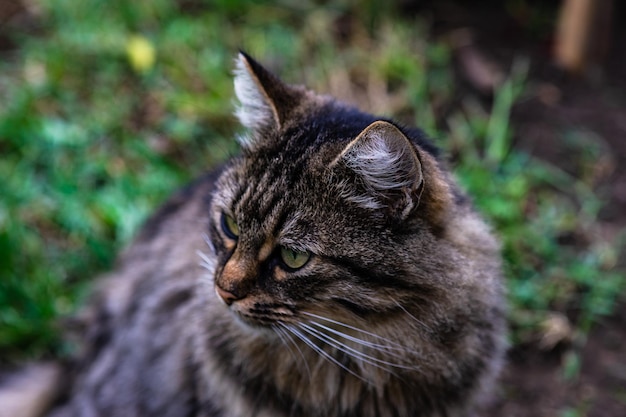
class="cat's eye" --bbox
[221,213,239,239]
[279,247,311,270]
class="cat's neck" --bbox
[192,296,433,417]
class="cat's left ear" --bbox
[335,121,453,222]
[335,121,424,219]
[234,52,303,140]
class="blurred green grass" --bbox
[0,0,624,361]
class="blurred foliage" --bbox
[0,0,624,360]
[445,62,625,344]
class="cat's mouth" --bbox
[228,299,296,327]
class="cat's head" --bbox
[207,52,457,335]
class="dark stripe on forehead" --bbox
[241,147,311,221]
[255,191,284,226]
[270,203,291,238]
[253,168,285,217]
[230,160,273,215]
[235,177,277,230]
[228,174,248,213]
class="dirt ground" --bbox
[421,1,626,415]
[485,310,626,417]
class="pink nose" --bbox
[215,286,240,305]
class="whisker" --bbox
[391,298,432,333]
[299,324,396,374]
[307,321,419,360]
[280,323,367,383]
[272,326,298,363]
[301,312,406,349]
[299,323,417,373]
[202,233,216,253]
[273,324,311,380]
[196,250,215,271]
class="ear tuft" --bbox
[233,52,279,136]
[233,52,305,148]
[336,121,424,218]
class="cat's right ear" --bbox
[234,52,303,145]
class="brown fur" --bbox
[7,53,506,417]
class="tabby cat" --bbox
[40,52,505,417]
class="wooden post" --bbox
[555,0,613,75]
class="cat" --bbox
[12,52,507,417]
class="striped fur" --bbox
[38,54,506,417]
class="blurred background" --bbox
[0,0,624,416]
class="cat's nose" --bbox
[216,255,254,305]
[215,285,241,306]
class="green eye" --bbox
[221,213,239,239]
[279,247,311,270]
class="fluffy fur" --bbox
[16,52,506,417]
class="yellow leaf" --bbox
[126,35,155,73]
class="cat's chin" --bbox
[227,311,290,341]
[225,298,296,333]
[231,312,275,331]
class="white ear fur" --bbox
[337,121,423,217]
[233,53,278,147]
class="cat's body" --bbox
[29,53,505,417]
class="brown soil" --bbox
[486,309,626,416]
